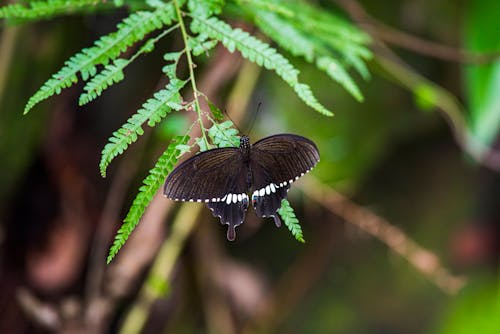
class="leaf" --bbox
[107,134,190,264]
[316,57,363,102]
[464,0,500,145]
[278,199,305,243]
[191,16,333,116]
[23,2,177,114]
[0,0,111,22]
[79,59,128,106]
[188,0,224,18]
[100,78,187,176]
[207,99,224,120]
[208,120,240,147]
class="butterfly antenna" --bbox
[223,109,243,134]
[247,102,262,137]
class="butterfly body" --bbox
[164,134,319,240]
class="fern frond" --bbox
[78,59,127,105]
[278,199,305,243]
[106,134,190,264]
[188,0,224,18]
[253,10,315,62]
[208,120,240,147]
[316,57,363,102]
[207,99,224,120]
[0,0,108,21]
[191,16,333,116]
[79,24,180,106]
[249,6,366,101]
[24,2,177,114]
[100,78,187,177]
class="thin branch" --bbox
[118,204,202,334]
[334,0,500,64]
[301,176,467,295]
[174,0,209,148]
[335,0,500,172]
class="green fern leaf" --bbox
[249,6,366,101]
[316,57,363,102]
[253,10,315,62]
[79,25,178,106]
[24,2,177,114]
[163,51,184,81]
[188,0,224,18]
[79,59,127,105]
[100,78,187,177]
[207,99,224,121]
[106,134,190,264]
[0,0,109,21]
[278,199,305,243]
[191,16,333,116]
[208,120,240,147]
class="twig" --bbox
[334,0,500,64]
[335,0,500,172]
[119,204,202,334]
[0,24,19,105]
[17,288,61,331]
[241,216,338,334]
[301,176,467,295]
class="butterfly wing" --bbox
[250,134,320,225]
[163,147,250,240]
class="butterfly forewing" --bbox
[164,147,242,201]
[164,147,251,240]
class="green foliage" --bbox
[207,99,225,121]
[208,120,240,147]
[78,59,128,106]
[1,0,375,260]
[100,78,187,177]
[464,0,500,145]
[106,134,190,264]
[245,2,371,101]
[0,0,109,22]
[23,2,177,114]
[191,16,334,116]
[278,199,305,243]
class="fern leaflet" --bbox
[208,120,240,147]
[278,199,305,243]
[191,16,333,116]
[24,2,177,114]
[106,134,190,264]
[100,78,187,177]
[79,24,180,106]
[78,59,127,106]
[0,0,109,21]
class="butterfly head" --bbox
[240,135,250,150]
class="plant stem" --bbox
[173,0,209,148]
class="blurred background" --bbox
[0,0,499,333]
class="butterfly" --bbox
[163,134,319,241]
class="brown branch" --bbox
[301,177,467,295]
[335,0,500,172]
[334,0,500,64]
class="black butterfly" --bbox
[163,134,319,240]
